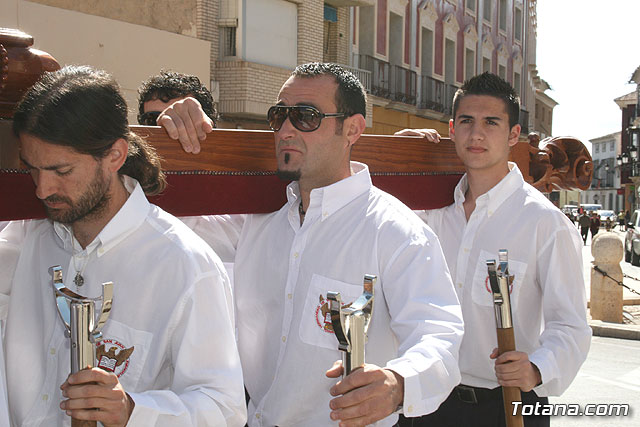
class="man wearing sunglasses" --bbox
[169,62,464,426]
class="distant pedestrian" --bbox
[578,212,590,244]
[590,212,601,241]
[618,211,626,231]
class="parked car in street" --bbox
[581,203,602,213]
[598,210,617,228]
[625,210,640,265]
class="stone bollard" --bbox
[591,232,623,323]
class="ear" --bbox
[508,124,521,147]
[448,119,455,140]
[105,138,129,173]
[344,114,366,149]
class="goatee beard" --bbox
[276,169,301,181]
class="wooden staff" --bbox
[487,251,524,427]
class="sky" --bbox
[536,0,640,147]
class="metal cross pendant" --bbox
[74,272,84,287]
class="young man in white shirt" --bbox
[163,62,465,426]
[396,72,591,426]
[0,66,246,426]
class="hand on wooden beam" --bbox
[394,128,442,143]
[156,97,214,154]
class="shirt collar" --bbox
[453,162,523,215]
[53,176,150,257]
[285,161,372,221]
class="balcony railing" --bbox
[342,65,372,93]
[390,65,417,105]
[359,54,389,99]
[420,75,457,114]
[358,55,417,105]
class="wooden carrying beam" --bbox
[0,124,591,220]
[0,127,471,219]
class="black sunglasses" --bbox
[138,111,162,126]
[267,105,346,132]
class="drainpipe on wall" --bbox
[411,0,418,106]
[349,6,354,67]
[477,0,484,73]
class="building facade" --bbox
[614,66,640,214]
[581,132,623,212]
[0,0,561,147]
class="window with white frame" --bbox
[594,143,599,153]
[513,72,521,96]
[484,0,492,22]
[514,7,523,41]
[499,0,507,31]
[467,0,476,13]
[465,48,475,81]
[483,56,491,73]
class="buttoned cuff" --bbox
[125,392,160,426]
[528,347,557,397]
[385,363,420,417]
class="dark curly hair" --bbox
[137,71,217,123]
[452,72,520,128]
[13,65,166,196]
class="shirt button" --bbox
[457,282,463,288]
[50,348,56,355]
[98,248,104,255]
[293,252,299,258]
[463,248,469,253]
[255,413,261,419]
[323,212,328,217]
[488,210,494,215]
[287,293,292,300]
[282,336,286,342]
[42,394,49,401]
[408,405,413,413]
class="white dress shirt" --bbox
[417,163,591,396]
[185,162,464,426]
[0,177,246,426]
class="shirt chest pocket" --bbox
[299,274,363,351]
[96,319,153,391]
[471,249,528,310]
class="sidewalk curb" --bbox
[589,319,640,340]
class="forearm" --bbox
[533,228,591,395]
[383,240,463,415]
[127,388,246,427]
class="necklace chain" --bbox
[71,236,88,287]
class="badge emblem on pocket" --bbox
[96,339,135,378]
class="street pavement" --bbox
[543,226,640,425]
[549,336,640,426]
